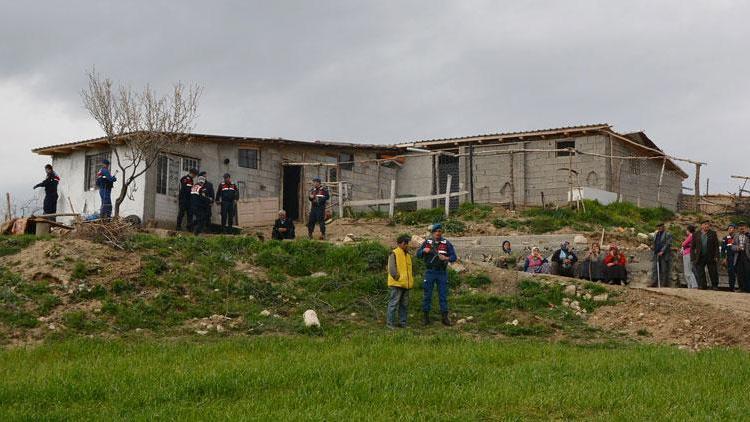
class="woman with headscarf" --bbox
[579,242,605,282]
[603,244,628,285]
[496,240,517,269]
[524,247,550,274]
[552,241,578,277]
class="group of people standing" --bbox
[678,221,750,292]
[176,169,239,234]
[34,161,117,219]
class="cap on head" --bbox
[189,168,198,175]
[223,173,231,179]
[198,171,207,177]
[397,234,411,244]
[102,159,111,165]
[44,164,53,170]
[431,223,443,232]
[728,223,736,229]
[312,176,321,182]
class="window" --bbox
[338,153,354,171]
[156,154,200,196]
[556,141,575,157]
[84,152,111,191]
[239,148,259,169]
[328,167,337,183]
[630,157,641,175]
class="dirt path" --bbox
[642,287,750,318]
[590,287,750,350]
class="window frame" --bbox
[156,154,201,197]
[555,140,576,157]
[238,148,260,169]
[338,152,354,171]
[84,151,112,191]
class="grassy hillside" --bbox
[1,334,749,420]
[0,234,614,343]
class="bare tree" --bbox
[81,68,202,217]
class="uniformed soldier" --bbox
[191,176,212,235]
[33,164,60,218]
[215,173,239,234]
[307,177,329,240]
[177,168,198,231]
[96,159,117,219]
[416,224,458,326]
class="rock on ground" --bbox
[303,309,321,328]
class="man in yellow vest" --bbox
[387,234,414,328]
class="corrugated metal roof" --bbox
[397,123,611,147]
[31,131,401,155]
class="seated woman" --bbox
[551,241,578,278]
[496,240,518,269]
[579,243,605,282]
[524,247,550,274]
[603,244,628,285]
[272,210,296,240]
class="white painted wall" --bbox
[50,145,145,223]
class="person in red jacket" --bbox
[603,244,628,285]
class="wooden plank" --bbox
[346,191,469,207]
[444,174,452,218]
[338,181,344,218]
[388,179,397,218]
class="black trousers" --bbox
[177,200,192,230]
[220,202,235,232]
[43,193,58,215]
[192,207,209,235]
[736,255,750,292]
[695,259,719,289]
[307,207,326,236]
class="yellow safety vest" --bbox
[388,247,414,289]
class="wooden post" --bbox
[337,181,344,218]
[706,178,710,196]
[5,193,11,221]
[568,149,574,207]
[468,146,475,204]
[388,179,397,218]
[694,163,701,212]
[509,151,516,210]
[656,157,667,205]
[444,174,452,218]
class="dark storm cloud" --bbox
[1,0,749,209]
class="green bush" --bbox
[442,219,466,234]
[456,203,493,221]
[71,262,89,281]
[465,273,492,288]
[0,235,38,257]
[393,208,445,226]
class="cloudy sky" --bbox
[2,1,749,212]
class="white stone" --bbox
[303,309,321,328]
[564,285,577,297]
[259,310,271,317]
[637,233,649,240]
[456,318,467,325]
[466,316,474,321]
[196,330,209,336]
[48,323,56,330]
[216,325,225,333]
[573,235,588,245]
[592,293,609,302]
[310,272,328,278]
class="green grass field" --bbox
[1,333,748,420]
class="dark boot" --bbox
[422,312,431,326]
[441,312,452,326]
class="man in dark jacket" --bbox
[417,224,457,326]
[177,168,197,231]
[551,241,578,278]
[652,222,673,287]
[215,173,239,234]
[692,220,720,290]
[732,222,750,292]
[191,176,213,235]
[33,164,60,217]
[96,159,116,219]
[307,177,329,240]
[722,224,737,291]
[272,210,296,240]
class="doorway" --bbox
[434,153,460,210]
[283,165,302,220]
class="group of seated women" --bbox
[518,241,628,285]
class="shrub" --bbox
[71,262,89,280]
[442,219,466,234]
[464,273,492,288]
[456,203,492,221]
[393,208,445,226]
[0,235,38,257]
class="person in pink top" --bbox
[682,225,699,288]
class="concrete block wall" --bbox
[612,141,683,210]
[465,135,610,207]
[396,154,434,209]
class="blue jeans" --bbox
[422,269,448,314]
[387,287,409,327]
[99,188,112,218]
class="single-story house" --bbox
[32,123,688,228]
[32,133,401,227]
[396,124,688,211]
